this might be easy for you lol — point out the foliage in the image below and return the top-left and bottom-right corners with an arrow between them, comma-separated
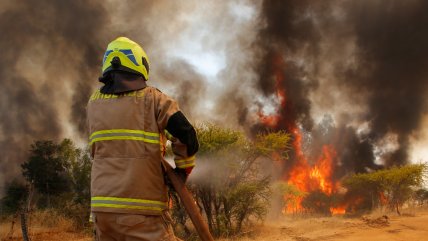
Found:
415,188 -> 428,205
1,180 -> 28,214
21,140 -> 71,196
60,140 -> 92,205
343,164 -> 427,214
195,123 -> 244,155
301,190 -> 331,215
17,139 -> 92,227
171,124 -> 290,238
253,131 -> 291,159
225,178 -> 271,232
272,182 -> 306,214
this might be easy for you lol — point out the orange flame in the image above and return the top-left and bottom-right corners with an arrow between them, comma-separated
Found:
285,129 -> 341,213
257,112 -> 280,128
330,206 -> 346,215
258,53 -> 345,215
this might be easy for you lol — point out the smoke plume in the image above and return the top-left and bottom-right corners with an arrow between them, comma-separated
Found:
0,0 -> 108,192
253,0 -> 428,176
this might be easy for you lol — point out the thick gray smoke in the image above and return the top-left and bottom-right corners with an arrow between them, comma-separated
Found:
346,0 -> 428,166
254,0 -> 428,175
0,0 -> 109,192
0,0 -> 229,193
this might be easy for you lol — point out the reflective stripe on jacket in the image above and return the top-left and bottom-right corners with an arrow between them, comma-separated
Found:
87,86 -> 191,215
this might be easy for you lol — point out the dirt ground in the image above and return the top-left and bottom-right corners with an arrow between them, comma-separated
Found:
225,209 -> 428,241
1,209 -> 428,241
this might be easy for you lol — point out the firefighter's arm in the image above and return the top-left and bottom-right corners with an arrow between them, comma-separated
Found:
165,128 -> 197,175
155,90 -> 199,175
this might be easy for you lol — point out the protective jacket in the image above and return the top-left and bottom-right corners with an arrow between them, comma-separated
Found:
87,86 -> 198,216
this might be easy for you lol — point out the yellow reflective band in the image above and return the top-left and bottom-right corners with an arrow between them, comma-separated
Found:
92,196 -> 166,205
89,129 -> 160,145
91,203 -> 164,211
175,155 -> 196,164
175,155 -> 196,168
90,129 -> 159,139
91,196 -> 167,213
90,136 -> 160,145
177,163 -> 195,168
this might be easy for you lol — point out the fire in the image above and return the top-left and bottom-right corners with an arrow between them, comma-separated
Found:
257,112 -> 280,128
330,206 -> 346,215
286,128 -> 340,213
310,145 -> 336,195
257,53 -> 345,215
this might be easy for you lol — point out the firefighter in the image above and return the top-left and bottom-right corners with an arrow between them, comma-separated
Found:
87,37 -> 198,241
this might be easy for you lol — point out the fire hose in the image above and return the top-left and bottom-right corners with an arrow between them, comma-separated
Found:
162,160 -> 214,241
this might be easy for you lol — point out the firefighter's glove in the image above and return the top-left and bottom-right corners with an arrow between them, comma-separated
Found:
174,168 -> 188,183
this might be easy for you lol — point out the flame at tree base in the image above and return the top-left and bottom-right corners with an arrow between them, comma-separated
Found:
282,128 -> 346,215
330,207 -> 346,215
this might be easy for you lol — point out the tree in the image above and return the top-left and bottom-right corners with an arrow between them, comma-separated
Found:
415,188 -> 428,206
1,180 -> 28,214
383,164 -> 427,214
272,182 -> 306,214
21,140 -> 71,198
171,124 -> 291,238
59,139 -> 91,205
343,164 -> 427,214
301,190 -> 331,215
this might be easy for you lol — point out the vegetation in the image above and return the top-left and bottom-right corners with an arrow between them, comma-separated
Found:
272,182 -> 306,214
415,188 -> 428,206
170,124 -> 291,239
1,139 -> 91,229
343,164 -> 427,215
1,180 -> 28,214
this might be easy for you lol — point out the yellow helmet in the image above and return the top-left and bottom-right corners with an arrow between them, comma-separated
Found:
102,37 -> 150,81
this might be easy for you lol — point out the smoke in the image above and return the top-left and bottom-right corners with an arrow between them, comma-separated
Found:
253,0 -> 428,175
346,0 -> 428,166
0,0 -> 258,193
1,0 -> 428,194
0,0 -> 109,191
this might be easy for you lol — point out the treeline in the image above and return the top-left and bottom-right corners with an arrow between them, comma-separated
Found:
1,139 -> 91,228
342,164 -> 428,215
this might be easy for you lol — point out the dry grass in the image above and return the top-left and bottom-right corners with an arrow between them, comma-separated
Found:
0,209 -> 92,241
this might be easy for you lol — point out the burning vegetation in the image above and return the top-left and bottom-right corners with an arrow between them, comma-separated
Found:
251,0 -> 428,216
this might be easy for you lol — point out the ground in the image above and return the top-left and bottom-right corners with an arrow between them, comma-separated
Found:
222,208 -> 428,241
1,209 -> 428,241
